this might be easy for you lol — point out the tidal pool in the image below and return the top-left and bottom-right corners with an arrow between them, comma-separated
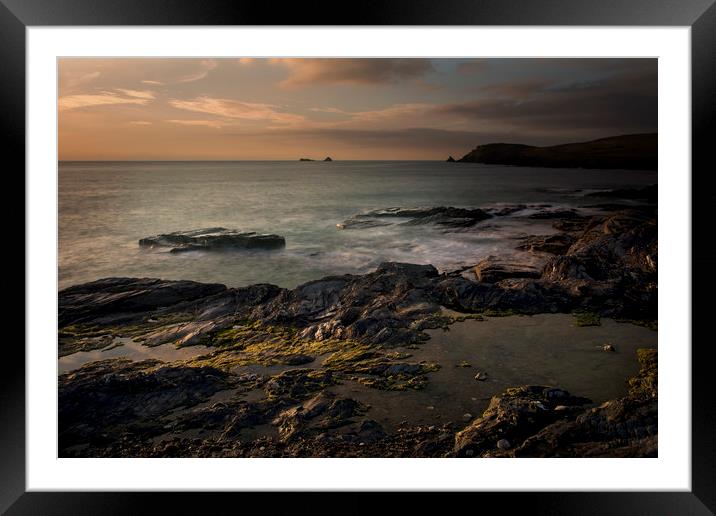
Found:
58,337 -> 213,375
58,314 -> 657,437
327,314 -> 657,432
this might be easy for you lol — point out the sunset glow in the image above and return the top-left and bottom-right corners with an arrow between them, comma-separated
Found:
58,58 -> 657,160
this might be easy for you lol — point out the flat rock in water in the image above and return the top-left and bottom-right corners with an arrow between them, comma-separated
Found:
139,227 -> 285,253
350,206 -> 492,230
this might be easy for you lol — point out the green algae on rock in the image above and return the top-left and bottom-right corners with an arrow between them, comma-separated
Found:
573,311 -> 601,327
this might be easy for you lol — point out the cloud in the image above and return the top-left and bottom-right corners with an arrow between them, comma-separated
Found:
306,103 -> 437,129
65,71 -> 101,88
333,103 -> 434,128
59,90 -> 153,111
307,107 -> 347,114
116,89 -> 156,100
434,66 -> 657,135
240,126 -> 530,152
168,96 -> 304,124
166,119 -> 223,129
270,58 -> 433,88
129,120 -> 152,125
178,59 -> 218,83
141,80 -> 164,86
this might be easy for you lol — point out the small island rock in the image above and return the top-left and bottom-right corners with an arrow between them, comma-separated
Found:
139,227 -> 286,253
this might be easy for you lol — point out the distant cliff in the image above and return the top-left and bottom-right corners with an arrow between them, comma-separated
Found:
457,133 -> 657,170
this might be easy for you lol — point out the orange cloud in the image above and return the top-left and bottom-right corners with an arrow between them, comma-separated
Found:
59,90 -> 153,111
166,119 -> 224,129
168,96 -> 304,124
115,89 -> 157,100
178,59 -> 217,83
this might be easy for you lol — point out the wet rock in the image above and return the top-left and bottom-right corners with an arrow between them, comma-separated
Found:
272,392 -> 365,441
139,227 -> 286,253
517,234 -> 575,255
496,438 -> 511,450
602,344 -> 615,352
280,353 -> 316,365
59,277 -> 228,327
357,419 -> 387,443
474,255 -> 545,283
454,385 -> 591,457
353,206 -> 492,229
264,369 -> 336,401
59,358 -> 231,453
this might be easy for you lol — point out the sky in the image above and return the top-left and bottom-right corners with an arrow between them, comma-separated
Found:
58,58 -> 657,160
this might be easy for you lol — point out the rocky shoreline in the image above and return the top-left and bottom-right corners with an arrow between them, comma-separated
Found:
58,189 -> 657,458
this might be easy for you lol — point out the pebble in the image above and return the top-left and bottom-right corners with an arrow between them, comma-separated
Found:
554,405 -> 569,411
496,439 -> 511,450
474,372 -> 487,381
426,405 -> 435,410
602,344 -> 616,352
462,413 -> 473,422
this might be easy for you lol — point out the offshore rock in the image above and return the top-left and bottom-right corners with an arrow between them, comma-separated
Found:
139,227 -> 286,253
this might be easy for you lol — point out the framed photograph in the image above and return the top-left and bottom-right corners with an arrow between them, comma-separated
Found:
7,0 -> 715,512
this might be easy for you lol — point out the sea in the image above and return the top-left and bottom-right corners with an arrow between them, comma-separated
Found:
59,160 -> 657,291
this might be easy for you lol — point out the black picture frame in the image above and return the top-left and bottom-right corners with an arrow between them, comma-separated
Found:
4,0 -> 715,512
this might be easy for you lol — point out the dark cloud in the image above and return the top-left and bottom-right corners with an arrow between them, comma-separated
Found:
274,58 -> 434,87
435,63 -> 657,137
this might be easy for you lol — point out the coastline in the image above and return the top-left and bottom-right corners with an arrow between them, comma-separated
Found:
58,194 -> 657,458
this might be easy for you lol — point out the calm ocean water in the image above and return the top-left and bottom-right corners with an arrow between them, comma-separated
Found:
58,161 -> 656,290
